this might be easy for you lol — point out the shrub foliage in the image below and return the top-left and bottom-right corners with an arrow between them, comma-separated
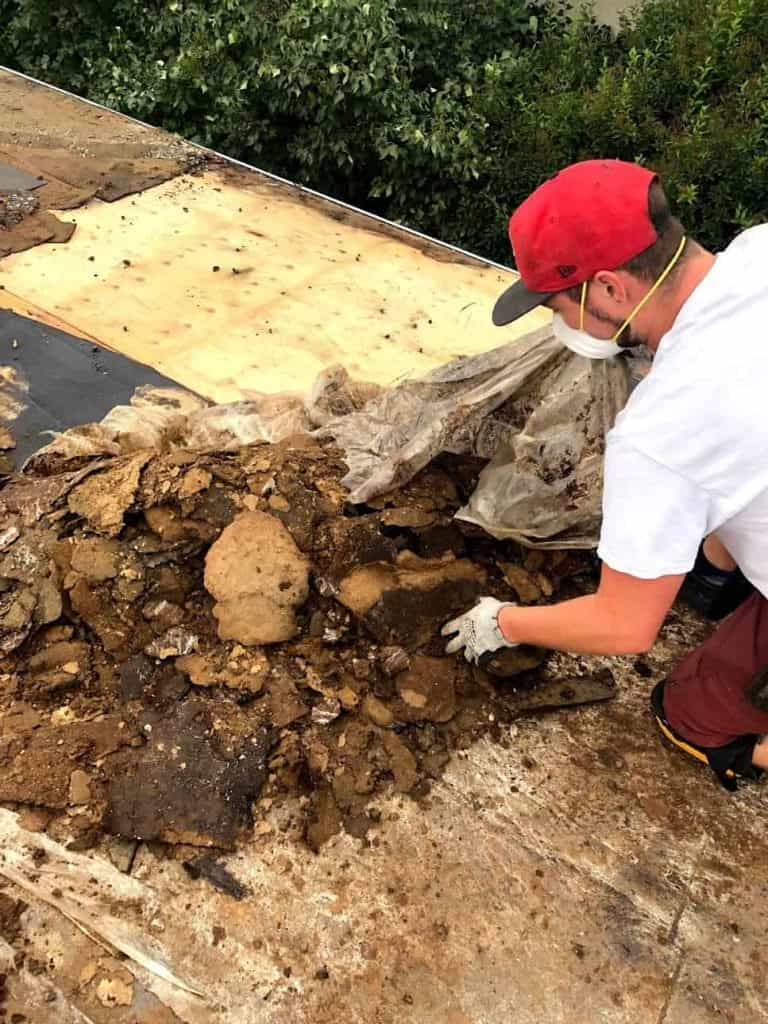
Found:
1,0 -> 767,264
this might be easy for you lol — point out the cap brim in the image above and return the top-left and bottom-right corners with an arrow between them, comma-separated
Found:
492,280 -> 553,326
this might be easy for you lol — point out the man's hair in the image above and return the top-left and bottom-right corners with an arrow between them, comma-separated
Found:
560,179 -> 688,301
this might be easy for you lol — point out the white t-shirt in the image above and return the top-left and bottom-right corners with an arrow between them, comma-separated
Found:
597,225 -> 768,597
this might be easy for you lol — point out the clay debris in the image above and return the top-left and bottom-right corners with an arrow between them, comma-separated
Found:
0,430 -> 599,852
205,510 -> 310,644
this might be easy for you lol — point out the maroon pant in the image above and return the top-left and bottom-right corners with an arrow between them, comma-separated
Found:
664,593 -> 768,748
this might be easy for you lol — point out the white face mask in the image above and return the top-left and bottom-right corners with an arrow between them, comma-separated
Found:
553,233 -> 689,361
552,312 -> 619,360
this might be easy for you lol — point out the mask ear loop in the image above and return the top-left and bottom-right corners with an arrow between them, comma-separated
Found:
579,280 -> 588,332
609,235 -> 688,343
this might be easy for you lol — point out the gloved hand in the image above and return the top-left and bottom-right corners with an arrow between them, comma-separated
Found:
441,596 -> 517,665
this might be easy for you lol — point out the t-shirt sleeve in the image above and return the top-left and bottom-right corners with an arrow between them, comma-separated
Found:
597,436 -> 710,579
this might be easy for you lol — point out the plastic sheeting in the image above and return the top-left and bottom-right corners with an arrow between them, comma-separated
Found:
15,326 -> 631,549
319,326 -> 630,548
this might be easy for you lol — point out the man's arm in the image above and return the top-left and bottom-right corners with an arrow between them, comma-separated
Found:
496,563 -> 685,655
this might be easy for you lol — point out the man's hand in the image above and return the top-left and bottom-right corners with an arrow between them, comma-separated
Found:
441,596 -> 517,664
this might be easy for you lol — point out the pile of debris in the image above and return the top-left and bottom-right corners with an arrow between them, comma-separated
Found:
0,424 -> 604,857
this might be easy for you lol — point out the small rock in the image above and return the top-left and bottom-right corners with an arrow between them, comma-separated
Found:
145,627 -> 198,660
175,652 -> 221,687
380,645 -> 410,676
363,694 -> 394,728
483,645 -> 547,678
67,452 -> 150,536
337,553 -> 484,648
267,494 -> 290,512
399,688 -> 427,709
309,611 -> 325,637
351,657 -> 369,681
379,507 -> 436,529
39,624 -> 74,643
497,562 -> 542,604
28,641 -> 90,678
536,572 -> 554,598
177,466 -> 212,498
70,536 -> 120,582
144,505 -> 210,543
422,750 -> 451,778
17,806 -> 53,831
96,977 -> 134,1008
523,549 -> 547,572
104,836 -> 138,873
0,526 -> 19,551
142,598 -> 185,628
269,677 -> 309,727
382,731 -> 419,793
68,769 -> 91,805
311,697 -> 341,725
338,686 -> 359,709
35,575 -> 63,625
114,577 -> 146,602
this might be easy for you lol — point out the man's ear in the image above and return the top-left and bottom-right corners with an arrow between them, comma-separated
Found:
593,270 -> 629,306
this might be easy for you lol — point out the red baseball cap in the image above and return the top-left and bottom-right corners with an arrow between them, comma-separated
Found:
493,160 -> 659,326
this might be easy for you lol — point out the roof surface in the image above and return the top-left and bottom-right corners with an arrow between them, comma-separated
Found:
0,66 -> 548,402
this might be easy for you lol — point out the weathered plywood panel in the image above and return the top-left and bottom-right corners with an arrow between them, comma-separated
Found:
1,165 -> 548,400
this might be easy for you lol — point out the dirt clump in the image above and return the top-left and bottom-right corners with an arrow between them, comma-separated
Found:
336,552 -> 484,648
204,510 -> 310,644
0,432 -> 600,853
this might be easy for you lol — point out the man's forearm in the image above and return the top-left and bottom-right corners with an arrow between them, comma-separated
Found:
497,594 -> 655,656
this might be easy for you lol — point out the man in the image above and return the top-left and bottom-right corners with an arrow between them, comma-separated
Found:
442,159 -> 768,789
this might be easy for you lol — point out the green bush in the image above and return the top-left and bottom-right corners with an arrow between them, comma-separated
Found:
1,0 -> 767,265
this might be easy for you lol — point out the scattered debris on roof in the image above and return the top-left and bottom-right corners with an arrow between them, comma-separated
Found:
0,409 -> 613,855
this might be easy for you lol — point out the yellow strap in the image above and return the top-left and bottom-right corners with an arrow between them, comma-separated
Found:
579,279 -> 588,333
610,234 -> 688,342
578,234 -> 688,341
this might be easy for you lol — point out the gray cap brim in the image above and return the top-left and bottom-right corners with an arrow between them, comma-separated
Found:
492,279 -> 553,326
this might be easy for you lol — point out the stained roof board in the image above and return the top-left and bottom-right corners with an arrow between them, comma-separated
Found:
0,66 -> 550,404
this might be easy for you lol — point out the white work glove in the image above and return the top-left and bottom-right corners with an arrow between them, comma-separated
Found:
441,596 -> 517,665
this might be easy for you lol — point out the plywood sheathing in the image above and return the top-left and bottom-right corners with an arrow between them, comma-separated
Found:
0,68 -> 201,257
0,147 -> 197,257
0,165 -> 550,398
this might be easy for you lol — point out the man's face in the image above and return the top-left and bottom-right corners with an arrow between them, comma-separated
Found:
547,279 -> 649,349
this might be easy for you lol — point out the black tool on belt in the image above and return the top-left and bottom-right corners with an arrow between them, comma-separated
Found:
678,542 -> 754,621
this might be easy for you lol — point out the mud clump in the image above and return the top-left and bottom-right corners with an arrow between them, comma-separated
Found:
204,510 -> 310,644
0,434 -> 596,852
